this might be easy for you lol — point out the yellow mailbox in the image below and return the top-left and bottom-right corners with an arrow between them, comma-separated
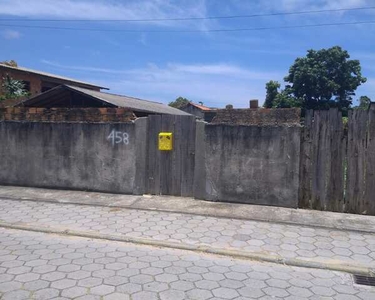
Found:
158,132 -> 173,151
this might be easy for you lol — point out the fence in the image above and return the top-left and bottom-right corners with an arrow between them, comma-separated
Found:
1,105 -> 375,215
299,105 -> 375,215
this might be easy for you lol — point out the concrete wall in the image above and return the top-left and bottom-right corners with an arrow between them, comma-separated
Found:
196,124 -> 301,208
0,121 -> 137,193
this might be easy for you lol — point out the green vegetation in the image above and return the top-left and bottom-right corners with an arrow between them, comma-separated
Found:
265,46 -> 367,112
169,96 -> 190,108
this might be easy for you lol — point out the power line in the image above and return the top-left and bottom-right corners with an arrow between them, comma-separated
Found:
0,6 -> 374,22
0,20 -> 374,33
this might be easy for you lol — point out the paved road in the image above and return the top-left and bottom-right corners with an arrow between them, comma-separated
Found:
1,228 -> 375,300
0,199 -> 374,269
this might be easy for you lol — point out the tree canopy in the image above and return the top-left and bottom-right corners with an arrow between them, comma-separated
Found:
355,96 -> 372,110
264,46 -> 367,112
263,80 -> 280,108
284,46 -> 366,111
169,96 -> 190,108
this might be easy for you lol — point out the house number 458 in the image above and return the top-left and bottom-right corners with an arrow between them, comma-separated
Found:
107,130 -> 129,146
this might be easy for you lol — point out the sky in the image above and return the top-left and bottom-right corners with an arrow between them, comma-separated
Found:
0,0 -> 374,108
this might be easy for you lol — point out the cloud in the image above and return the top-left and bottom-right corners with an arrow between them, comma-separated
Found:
41,60 -> 281,107
1,29 -> 21,39
0,0 -> 210,29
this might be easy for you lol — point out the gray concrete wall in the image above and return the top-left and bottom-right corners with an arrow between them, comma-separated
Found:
199,124 -> 301,208
0,121 -> 137,193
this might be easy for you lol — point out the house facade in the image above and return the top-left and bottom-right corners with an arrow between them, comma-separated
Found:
0,64 -> 107,99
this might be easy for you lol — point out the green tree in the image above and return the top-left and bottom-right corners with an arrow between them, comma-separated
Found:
273,89 -> 302,108
355,96 -> 372,110
169,96 -> 190,108
285,46 -> 366,111
1,75 -> 28,100
264,80 -> 280,108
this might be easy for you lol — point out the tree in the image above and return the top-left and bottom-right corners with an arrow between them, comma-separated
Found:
355,96 -> 371,110
264,80 -> 280,108
169,96 -> 190,108
225,104 -> 233,109
1,75 -> 28,100
0,60 -> 18,67
273,89 -> 302,108
284,46 -> 366,111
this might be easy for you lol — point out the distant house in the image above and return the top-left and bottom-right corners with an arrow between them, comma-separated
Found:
17,85 -> 190,117
0,64 -> 107,98
178,102 -> 217,122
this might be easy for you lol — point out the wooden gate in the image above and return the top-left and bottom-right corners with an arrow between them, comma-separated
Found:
145,115 -> 196,196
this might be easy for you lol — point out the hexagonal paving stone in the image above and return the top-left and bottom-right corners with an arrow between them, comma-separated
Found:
116,283 -> 142,294
90,284 -> 115,296
160,289 -> 186,300
212,287 -> 240,299
61,286 -> 87,298
51,278 -> 77,289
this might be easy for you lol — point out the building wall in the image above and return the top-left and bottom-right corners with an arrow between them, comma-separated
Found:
0,121 -> 137,193
179,105 -> 205,119
0,68 -> 101,100
0,69 -> 42,96
195,124 -> 301,208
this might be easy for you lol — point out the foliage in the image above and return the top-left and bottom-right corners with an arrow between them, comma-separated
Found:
0,60 -> 18,67
355,96 -> 371,110
272,89 -> 302,108
225,104 -> 233,109
264,80 -> 280,108
169,96 -> 190,108
284,46 -> 366,111
1,75 -> 28,100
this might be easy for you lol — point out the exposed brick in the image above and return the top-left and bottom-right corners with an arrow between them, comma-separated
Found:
211,108 -> 301,126
0,107 -> 136,123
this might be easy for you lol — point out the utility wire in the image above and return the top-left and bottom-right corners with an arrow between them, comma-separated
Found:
0,20 -> 374,33
0,6 -> 374,22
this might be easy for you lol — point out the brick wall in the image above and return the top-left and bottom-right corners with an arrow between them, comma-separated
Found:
211,108 -> 301,126
0,107 -> 136,123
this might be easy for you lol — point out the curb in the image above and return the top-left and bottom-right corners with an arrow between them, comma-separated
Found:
1,221 -> 374,277
2,195 -> 375,235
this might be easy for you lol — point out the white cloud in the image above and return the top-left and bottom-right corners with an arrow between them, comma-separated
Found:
40,60 -> 281,107
0,0 -> 210,29
1,29 -> 21,39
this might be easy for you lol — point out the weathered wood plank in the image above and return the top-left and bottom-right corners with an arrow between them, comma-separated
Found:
160,115 -> 174,195
327,108 -> 344,212
346,109 -> 367,214
365,104 -> 375,215
171,115 -> 182,196
181,116 -> 196,197
147,114 -> 161,195
299,109 -> 345,212
133,117 -> 148,195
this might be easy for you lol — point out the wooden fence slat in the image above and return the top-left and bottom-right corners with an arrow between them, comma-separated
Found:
147,115 -> 161,195
160,115 -> 174,195
181,116 -> 196,197
346,109 -> 367,213
299,108 -> 345,212
171,116 -> 182,196
327,108 -> 344,212
365,104 -> 375,215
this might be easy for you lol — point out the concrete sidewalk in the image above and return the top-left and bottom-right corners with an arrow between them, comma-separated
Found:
1,186 -> 375,276
0,185 -> 375,234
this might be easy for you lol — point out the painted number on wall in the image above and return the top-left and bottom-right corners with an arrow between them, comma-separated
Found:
107,130 -> 129,146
